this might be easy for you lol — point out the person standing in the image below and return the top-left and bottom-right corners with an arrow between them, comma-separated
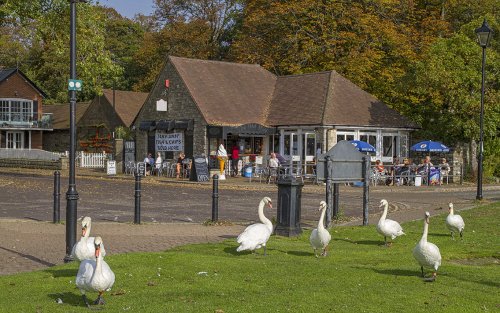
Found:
154,152 -> 162,175
176,152 -> 186,179
267,152 -> 280,183
231,145 -> 239,177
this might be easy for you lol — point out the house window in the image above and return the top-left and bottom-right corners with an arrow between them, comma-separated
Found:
336,130 -> 355,142
383,135 -> 395,157
6,131 -> 24,149
0,99 -> 32,122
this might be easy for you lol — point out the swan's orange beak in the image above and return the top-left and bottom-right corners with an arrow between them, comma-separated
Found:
268,202 -> 273,209
95,246 -> 100,258
81,227 -> 87,237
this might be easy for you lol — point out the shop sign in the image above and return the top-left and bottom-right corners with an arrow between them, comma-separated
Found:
155,132 -> 183,151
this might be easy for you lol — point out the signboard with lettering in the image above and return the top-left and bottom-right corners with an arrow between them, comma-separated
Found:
190,156 -> 210,182
155,132 -> 183,151
107,160 -> 116,175
136,162 -> 146,176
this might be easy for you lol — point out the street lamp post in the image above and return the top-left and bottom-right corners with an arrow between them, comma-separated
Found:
474,19 -> 493,201
64,0 -> 85,262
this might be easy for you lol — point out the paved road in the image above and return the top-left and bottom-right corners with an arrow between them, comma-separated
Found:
1,171 -> 498,225
0,169 -> 498,275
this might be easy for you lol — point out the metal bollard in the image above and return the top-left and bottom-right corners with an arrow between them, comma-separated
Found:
134,172 -> 141,224
53,171 -> 61,223
325,156 -> 333,227
212,174 -> 219,222
362,156 -> 370,226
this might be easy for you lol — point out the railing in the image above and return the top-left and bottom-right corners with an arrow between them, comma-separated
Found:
370,164 -> 463,186
0,148 -> 60,161
0,113 -> 53,129
78,151 -> 107,168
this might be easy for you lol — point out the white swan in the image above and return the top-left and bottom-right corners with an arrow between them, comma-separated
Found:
445,203 -> 465,239
72,217 -> 106,261
76,236 -> 115,306
236,197 -> 273,255
413,212 -> 442,281
309,201 -> 332,257
376,199 -> 405,246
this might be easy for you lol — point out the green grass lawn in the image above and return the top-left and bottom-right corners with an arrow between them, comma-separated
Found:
1,203 -> 498,313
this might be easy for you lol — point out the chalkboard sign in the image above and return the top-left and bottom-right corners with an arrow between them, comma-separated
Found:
190,156 -> 210,182
107,160 -> 116,175
136,162 -> 146,176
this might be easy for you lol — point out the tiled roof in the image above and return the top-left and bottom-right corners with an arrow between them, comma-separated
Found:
267,70 -> 418,128
169,56 -> 277,126
0,68 -> 16,82
43,102 -> 92,129
102,89 -> 148,127
0,68 -> 48,98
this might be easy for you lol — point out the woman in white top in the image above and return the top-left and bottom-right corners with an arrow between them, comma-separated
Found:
154,152 -> 162,175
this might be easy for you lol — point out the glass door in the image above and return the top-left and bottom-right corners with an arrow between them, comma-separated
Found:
7,131 -> 24,149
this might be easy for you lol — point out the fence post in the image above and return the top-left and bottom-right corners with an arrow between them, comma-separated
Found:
212,174 -> 219,222
333,183 -> 339,220
134,172 -> 141,224
53,171 -> 60,223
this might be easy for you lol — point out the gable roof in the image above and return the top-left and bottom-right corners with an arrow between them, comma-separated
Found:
0,68 -> 48,98
102,89 -> 148,127
169,56 -> 277,126
43,102 -> 92,130
267,71 -> 418,129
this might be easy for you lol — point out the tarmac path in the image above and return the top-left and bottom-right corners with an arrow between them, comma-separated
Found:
0,169 -> 498,275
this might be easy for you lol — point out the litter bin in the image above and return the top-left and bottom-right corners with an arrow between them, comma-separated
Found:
275,176 -> 303,237
243,166 -> 252,178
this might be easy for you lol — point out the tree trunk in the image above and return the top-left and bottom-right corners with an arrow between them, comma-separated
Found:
470,140 -> 478,180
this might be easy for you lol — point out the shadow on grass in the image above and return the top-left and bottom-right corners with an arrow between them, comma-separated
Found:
48,292 -> 83,307
428,232 -> 451,237
333,238 -> 383,246
44,268 -> 77,278
370,268 -> 418,277
282,250 -> 313,257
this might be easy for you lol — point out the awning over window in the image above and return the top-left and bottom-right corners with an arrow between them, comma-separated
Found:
139,120 -> 156,131
156,120 -> 174,131
223,123 -> 276,136
139,119 -> 193,131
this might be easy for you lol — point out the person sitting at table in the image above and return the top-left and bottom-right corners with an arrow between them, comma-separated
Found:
176,152 -> 186,179
267,152 -> 280,183
375,160 -> 385,174
417,156 -> 433,175
439,158 -> 450,183
143,153 -> 154,176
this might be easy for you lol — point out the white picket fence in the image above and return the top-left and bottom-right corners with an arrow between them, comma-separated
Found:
78,151 -> 107,168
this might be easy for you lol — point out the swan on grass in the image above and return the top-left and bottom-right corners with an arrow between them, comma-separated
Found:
76,236 -> 115,307
309,201 -> 332,257
236,197 -> 273,255
376,199 -> 405,246
445,203 -> 465,239
413,212 -> 442,281
72,217 -> 106,261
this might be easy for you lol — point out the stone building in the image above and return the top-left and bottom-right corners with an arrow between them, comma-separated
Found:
133,56 -> 419,170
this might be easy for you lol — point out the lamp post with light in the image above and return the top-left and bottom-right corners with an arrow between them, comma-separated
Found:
474,19 -> 493,201
64,0 -> 86,262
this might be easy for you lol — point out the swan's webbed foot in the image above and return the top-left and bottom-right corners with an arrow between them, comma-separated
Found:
93,293 -> 105,305
82,294 -> 90,308
424,272 -> 437,282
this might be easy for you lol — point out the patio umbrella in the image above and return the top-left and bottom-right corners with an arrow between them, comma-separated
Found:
349,140 -> 376,152
410,140 -> 450,152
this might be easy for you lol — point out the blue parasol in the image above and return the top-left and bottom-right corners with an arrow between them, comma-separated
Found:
410,140 -> 450,152
349,140 -> 376,152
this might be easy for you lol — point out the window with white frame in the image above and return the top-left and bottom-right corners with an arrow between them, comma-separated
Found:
0,99 -> 32,122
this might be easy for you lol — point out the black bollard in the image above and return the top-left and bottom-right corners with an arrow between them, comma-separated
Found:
53,171 -> 61,223
134,172 -> 141,224
325,155 -> 333,227
212,174 -> 219,222
333,183 -> 339,220
362,156 -> 370,226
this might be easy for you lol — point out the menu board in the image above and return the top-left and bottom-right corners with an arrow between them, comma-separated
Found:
190,156 -> 210,182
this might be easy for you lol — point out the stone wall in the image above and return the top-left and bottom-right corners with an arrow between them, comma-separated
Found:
134,61 -> 208,160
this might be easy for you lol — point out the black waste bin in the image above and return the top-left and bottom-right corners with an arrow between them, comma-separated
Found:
275,176 -> 303,237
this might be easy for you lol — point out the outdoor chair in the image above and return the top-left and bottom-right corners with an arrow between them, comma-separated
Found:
124,161 -> 135,175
